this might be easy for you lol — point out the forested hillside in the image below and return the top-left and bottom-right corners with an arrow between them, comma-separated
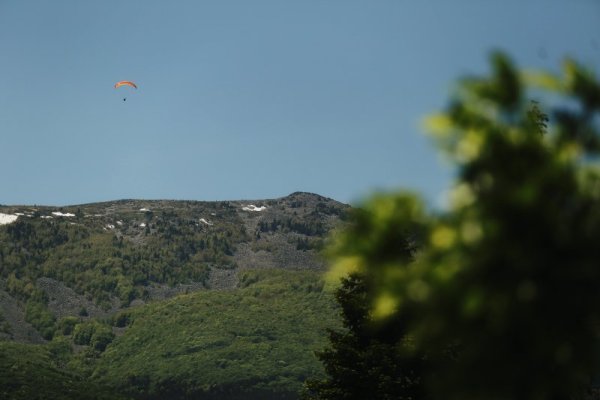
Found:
0,192 -> 348,341
93,270 -> 339,399
0,192 -> 348,399
0,270 -> 339,400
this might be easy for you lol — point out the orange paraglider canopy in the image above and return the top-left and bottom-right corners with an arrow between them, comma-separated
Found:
114,81 -> 138,89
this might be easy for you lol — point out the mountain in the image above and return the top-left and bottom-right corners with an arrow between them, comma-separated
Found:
0,192 -> 350,399
0,191 -> 349,340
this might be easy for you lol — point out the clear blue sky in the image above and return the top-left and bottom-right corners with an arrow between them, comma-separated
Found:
1,1 -> 598,206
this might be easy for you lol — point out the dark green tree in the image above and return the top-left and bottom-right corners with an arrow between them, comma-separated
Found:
304,199 -> 428,400
304,273 -> 427,400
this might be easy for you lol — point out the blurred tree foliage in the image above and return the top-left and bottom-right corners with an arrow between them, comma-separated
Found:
316,52 -> 600,400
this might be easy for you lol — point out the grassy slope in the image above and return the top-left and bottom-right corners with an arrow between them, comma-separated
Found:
91,269 -> 340,399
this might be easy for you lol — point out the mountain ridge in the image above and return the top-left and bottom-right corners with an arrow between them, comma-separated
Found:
0,191 -> 341,209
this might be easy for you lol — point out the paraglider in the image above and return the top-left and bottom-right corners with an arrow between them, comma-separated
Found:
114,81 -> 137,101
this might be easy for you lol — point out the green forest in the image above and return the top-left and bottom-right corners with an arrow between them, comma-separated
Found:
1,201 -> 247,308
1,269 -> 339,400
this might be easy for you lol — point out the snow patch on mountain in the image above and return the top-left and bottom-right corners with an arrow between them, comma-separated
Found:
242,205 -> 266,212
0,213 -> 18,225
52,212 -> 76,217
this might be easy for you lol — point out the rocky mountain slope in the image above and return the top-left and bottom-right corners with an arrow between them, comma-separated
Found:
0,192 -> 349,342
